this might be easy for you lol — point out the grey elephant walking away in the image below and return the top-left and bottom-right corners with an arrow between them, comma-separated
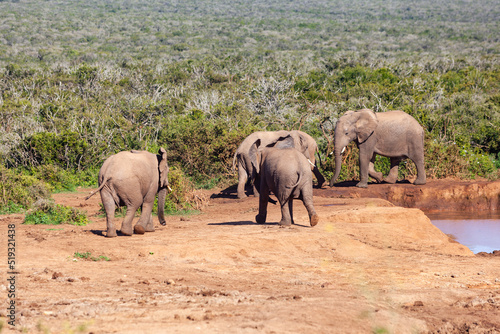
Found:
233,130 -> 289,199
330,109 -> 426,188
249,136 -> 319,227
233,130 -> 325,199
85,148 -> 170,237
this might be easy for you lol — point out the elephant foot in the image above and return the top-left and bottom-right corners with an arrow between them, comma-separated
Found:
383,176 -> 397,184
279,219 -> 292,226
356,181 -> 368,188
371,172 -> 384,183
309,214 -> 319,227
134,225 -> 145,235
120,228 -> 133,236
256,214 -> 266,224
414,178 -> 426,185
106,229 -> 117,238
237,194 -> 248,199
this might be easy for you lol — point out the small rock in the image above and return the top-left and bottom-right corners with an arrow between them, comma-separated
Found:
52,272 -> 63,279
414,301 -> 424,307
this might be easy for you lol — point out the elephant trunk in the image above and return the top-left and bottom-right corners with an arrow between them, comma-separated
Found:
329,135 -> 346,187
157,187 -> 167,226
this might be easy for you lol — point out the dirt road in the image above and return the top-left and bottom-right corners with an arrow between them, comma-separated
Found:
1,180 -> 500,333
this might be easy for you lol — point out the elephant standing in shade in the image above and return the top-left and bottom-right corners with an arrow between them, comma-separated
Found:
249,136 -> 319,227
233,130 -> 325,199
86,148 -> 170,237
330,109 -> 426,188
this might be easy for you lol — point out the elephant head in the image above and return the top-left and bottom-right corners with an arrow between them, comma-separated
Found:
250,135 -> 296,174
330,109 -> 378,186
156,147 -> 169,226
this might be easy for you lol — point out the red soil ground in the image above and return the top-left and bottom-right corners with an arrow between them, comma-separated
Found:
1,179 -> 499,333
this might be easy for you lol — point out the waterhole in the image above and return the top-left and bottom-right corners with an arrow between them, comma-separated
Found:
427,212 -> 500,254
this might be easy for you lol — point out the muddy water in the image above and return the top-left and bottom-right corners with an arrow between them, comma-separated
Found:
426,212 -> 500,254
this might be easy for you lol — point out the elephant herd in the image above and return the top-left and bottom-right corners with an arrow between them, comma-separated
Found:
86,108 -> 426,237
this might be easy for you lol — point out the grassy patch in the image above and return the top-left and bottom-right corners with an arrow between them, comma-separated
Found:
73,251 -> 110,261
24,200 -> 88,226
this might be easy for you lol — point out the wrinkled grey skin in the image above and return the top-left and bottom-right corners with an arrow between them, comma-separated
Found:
233,130 -> 325,199
289,130 -> 326,188
330,109 -> 426,188
250,136 -> 319,227
86,148 -> 169,237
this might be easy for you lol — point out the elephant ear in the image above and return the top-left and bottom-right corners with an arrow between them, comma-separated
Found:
289,130 -> 311,160
249,139 -> 261,174
355,109 -> 378,143
274,135 -> 295,150
297,132 -> 311,160
158,147 -> 169,188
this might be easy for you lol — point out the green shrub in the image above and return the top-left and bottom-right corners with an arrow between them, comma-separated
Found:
22,131 -> 88,169
24,200 -> 88,226
0,165 -> 51,212
30,165 -> 98,192
162,167 -> 198,214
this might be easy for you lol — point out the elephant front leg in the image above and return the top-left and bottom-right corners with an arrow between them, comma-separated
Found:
357,150 -> 371,188
237,162 -> 248,199
384,157 -> 402,184
368,154 -> 383,183
312,165 -> 326,188
255,183 -> 269,224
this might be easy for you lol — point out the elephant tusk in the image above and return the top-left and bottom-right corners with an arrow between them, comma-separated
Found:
168,185 -> 173,192
307,159 -> 316,168
341,147 -> 346,154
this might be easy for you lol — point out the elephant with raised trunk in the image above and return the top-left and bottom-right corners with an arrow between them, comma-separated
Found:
330,109 -> 426,188
249,136 -> 319,227
233,130 -> 325,199
86,148 -> 170,237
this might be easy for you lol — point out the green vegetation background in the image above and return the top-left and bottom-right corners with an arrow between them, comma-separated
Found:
0,0 -> 499,214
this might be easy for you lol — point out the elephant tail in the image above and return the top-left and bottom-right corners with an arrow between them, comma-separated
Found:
285,172 -> 302,190
84,177 -> 110,200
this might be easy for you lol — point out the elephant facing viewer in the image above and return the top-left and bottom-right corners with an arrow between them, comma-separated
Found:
330,109 -> 426,188
86,148 -> 170,237
250,136 -> 319,227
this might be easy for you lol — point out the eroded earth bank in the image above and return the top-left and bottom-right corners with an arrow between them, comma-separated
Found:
1,180 -> 500,333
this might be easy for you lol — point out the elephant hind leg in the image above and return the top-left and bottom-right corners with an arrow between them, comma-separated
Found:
101,191 -> 117,237
135,202 -> 155,234
279,198 -> 292,226
301,193 -> 318,227
413,158 -> 426,185
384,157 -> 402,184
120,204 -> 140,236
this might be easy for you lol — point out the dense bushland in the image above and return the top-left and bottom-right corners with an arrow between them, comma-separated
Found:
0,0 -> 499,212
